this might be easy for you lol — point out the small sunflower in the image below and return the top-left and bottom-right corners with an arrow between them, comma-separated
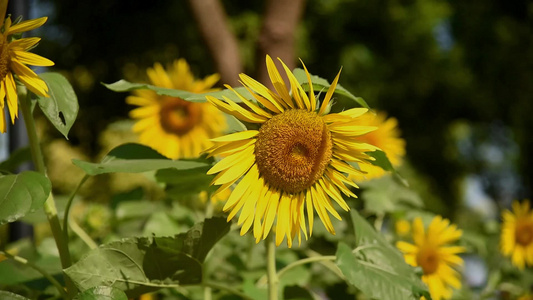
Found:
205,55 -> 378,247
501,200 -> 533,270
396,216 -> 465,300
0,2 -> 54,133
350,110 -> 406,181
126,59 -> 227,159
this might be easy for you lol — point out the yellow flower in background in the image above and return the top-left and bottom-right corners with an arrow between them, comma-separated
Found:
397,216 -> 465,300
199,188 -> 231,205
395,219 -> 411,236
0,1 -> 54,133
501,200 -> 533,270
518,294 -> 533,300
350,110 -> 406,181
206,55 -> 378,247
126,59 -> 227,159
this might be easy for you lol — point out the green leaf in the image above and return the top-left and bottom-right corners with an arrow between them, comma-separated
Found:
335,210 -> 431,300
359,175 -> 423,215
184,86 -> 252,103
367,150 -> 394,172
34,72 -> 79,139
293,68 -> 369,108
74,286 -> 128,300
72,143 -> 209,175
0,146 -> 31,173
0,171 -> 51,225
64,217 -> 231,298
156,166 -> 214,196
0,238 -> 63,286
102,80 -> 196,100
0,291 -> 32,300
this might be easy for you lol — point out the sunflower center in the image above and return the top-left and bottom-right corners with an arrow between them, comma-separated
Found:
416,247 -> 439,275
255,109 -> 332,194
159,97 -> 202,135
0,36 -> 9,80
515,221 -> 533,246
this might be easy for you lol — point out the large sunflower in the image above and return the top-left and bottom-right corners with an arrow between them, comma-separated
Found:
0,3 -> 54,133
396,216 -> 465,300
350,110 -> 406,181
206,55 -> 378,247
126,59 -> 227,159
501,200 -> 533,270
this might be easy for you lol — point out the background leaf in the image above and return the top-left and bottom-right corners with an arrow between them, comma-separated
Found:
293,68 -> 369,108
74,286 -> 128,300
64,217 -> 231,298
359,175 -> 424,215
0,147 -> 31,173
367,150 -> 394,172
102,80 -> 195,99
72,143 -> 209,175
184,87 -> 252,103
335,210 -> 431,300
0,171 -> 51,225
34,72 -> 79,139
155,166 -> 214,197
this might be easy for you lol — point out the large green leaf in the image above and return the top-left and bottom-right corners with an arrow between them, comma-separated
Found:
102,80 -> 196,100
64,217 -> 231,298
72,143 -> 209,175
0,171 -> 51,225
335,210 -> 430,300
34,72 -> 79,139
74,286 -> 128,300
293,68 -> 369,108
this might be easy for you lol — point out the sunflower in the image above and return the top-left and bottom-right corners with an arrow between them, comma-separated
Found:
396,216 -> 465,300
0,2 -> 54,133
501,200 -> 533,270
205,55 -> 378,247
350,110 -> 406,181
126,59 -> 227,159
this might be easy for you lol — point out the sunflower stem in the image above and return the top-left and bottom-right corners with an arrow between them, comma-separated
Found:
19,90 -> 78,298
265,234 -> 279,300
62,174 -> 89,243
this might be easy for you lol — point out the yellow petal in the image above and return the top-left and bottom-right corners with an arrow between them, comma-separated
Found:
318,68 -> 342,115
12,51 -> 54,67
7,17 -> 47,35
4,73 -> 18,123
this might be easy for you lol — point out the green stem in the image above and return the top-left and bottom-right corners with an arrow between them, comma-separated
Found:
1,251 -> 67,299
203,286 -> 212,300
205,191 -> 214,219
62,175 -> 89,242
265,234 -> 278,300
19,91 -> 77,298
305,249 -> 345,280
69,217 -> 98,250
203,281 -> 253,300
277,255 -> 336,279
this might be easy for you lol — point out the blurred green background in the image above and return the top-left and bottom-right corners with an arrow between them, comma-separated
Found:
29,0 -> 532,216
